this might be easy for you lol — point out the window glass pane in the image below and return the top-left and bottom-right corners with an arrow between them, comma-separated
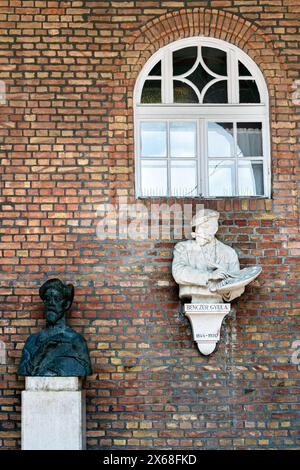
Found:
238,60 -> 251,76
141,160 -> 167,196
239,79 -> 260,103
203,80 -> 228,103
149,61 -> 161,76
208,122 -> 234,158
141,80 -> 161,103
173,47 -> 197,75
141,122 -> 166,157
237,122 -> 263,157
170,122 -> 197,158
173,80 -> 198,103
171,160 -> 197,196
209,160 -> 235,196
238,161 -> 264,196
187,62 -> 214,94
202,46 -> 227,76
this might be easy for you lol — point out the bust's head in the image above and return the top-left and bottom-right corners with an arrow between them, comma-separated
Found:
39,279 -> 74,327
191,209 -> 219,246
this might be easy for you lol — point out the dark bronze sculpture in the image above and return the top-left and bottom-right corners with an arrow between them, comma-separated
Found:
18,279 -> 92,376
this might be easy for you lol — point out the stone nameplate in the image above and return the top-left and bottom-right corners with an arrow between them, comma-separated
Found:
184,303 -> 231,355
185,303 -> 231,313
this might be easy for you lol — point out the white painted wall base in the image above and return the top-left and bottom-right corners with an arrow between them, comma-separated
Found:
22,377 -> 86,450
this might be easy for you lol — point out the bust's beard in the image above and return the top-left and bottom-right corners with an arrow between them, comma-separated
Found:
196,234 -> 214,246
46,310 -> 64,326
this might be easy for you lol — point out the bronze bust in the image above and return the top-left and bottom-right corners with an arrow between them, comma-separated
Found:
18,279 -> 92,377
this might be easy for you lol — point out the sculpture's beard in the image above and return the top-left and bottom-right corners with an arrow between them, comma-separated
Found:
196,233 -> 214,246
46,309 -> 63,326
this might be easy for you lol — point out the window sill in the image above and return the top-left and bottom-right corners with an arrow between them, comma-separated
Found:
135,195 -> 272,200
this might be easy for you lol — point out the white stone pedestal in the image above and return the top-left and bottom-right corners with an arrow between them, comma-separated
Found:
22,377 -> 86,450
184,303 -> 231,355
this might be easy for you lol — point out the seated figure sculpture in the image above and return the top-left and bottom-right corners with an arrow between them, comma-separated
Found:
172,209 -> 260,303
18,279 -> 92,376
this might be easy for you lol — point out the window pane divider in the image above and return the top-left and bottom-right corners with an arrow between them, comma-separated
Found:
167,121 -> 170,196
234,122 -> 238,196
200,118 -> 207,197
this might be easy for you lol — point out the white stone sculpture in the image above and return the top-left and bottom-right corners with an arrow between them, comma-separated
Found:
172,209 -> 261,355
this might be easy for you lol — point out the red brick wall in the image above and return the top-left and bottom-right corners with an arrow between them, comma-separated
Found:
0,1 -> 299,449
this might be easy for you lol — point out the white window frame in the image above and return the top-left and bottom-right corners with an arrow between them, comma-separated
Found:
134,37 -> 271,198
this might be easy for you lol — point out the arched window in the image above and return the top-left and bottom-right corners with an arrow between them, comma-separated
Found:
134,37 -> 270,198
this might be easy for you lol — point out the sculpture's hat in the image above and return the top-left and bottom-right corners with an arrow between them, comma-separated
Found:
191,209 -> 219,227
39,278 -> 74,304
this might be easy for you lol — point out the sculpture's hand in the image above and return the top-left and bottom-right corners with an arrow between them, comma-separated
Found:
208,268 -> 233,281
208,280 -> 220,292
